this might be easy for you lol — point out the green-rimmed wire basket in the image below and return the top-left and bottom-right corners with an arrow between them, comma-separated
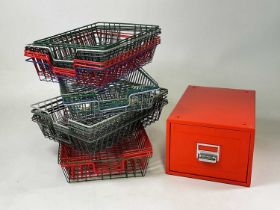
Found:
31,88 -> 168,153
58,68 -> 161,119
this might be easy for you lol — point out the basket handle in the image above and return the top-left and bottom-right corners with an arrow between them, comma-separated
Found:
25,57 -> 52,67
24,50 -> 51,62
122,150 -> 152,159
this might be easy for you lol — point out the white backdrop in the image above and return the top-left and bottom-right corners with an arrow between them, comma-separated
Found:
0,0 -> 280,209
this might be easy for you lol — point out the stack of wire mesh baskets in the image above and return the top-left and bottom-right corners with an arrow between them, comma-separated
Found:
25,22 -> 167,183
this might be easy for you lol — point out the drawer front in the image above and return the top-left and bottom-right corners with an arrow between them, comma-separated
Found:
169,124 -> 251,182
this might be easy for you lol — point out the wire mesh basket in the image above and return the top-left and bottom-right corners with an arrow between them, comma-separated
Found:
59,68 -> 160,118
58,127 -> 152,182
24,22 -> 161,86
31,88 -> 168,153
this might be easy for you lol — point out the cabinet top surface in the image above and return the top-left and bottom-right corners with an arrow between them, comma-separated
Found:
168,85 -> 255,130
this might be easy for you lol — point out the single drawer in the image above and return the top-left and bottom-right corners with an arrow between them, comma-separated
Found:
169,123 -> 251,183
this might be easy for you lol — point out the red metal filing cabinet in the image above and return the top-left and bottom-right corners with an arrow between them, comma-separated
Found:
166,85 -> 255,186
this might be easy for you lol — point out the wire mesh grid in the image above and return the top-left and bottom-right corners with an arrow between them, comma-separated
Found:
58,127 -> 152,182
24,22 -> 161,85
31,88 -> 168,153
58,68 -> 160,118
24,37 -> 159,86
27,22 -> 160,62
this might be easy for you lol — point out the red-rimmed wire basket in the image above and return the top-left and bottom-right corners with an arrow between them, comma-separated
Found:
24,22 -> 161,86
58,127 -> 152,182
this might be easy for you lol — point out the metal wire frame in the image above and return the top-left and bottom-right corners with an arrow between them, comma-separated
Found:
24,37 -> 159,86
58,127 -> 152,183
31,89 -> 168,153
26,22 -> 161,63
58,68 -> 160,118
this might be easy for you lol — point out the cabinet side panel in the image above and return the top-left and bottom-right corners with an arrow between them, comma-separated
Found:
166,120 -> 171,174
246,130 -> 255,186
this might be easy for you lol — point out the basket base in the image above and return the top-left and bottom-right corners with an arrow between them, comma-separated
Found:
61,158 -> 150,183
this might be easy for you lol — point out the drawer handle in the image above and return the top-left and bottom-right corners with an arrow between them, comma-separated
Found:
196,143 -> 220,163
